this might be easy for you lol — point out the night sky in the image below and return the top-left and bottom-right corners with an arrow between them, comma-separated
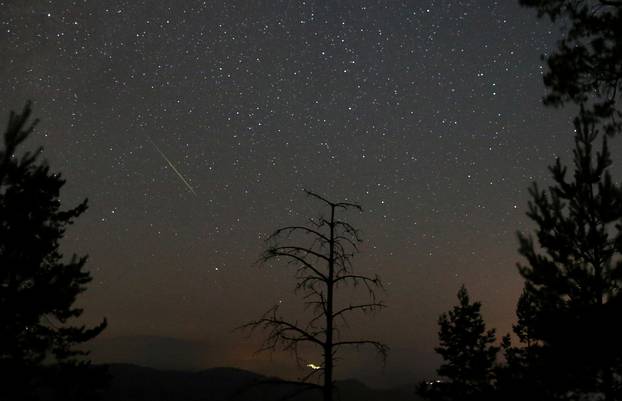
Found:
1,0 -> 611,388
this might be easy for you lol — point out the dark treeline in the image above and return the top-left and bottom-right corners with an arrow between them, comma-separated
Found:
418,1 -> 622,400
418,108 -> 622,401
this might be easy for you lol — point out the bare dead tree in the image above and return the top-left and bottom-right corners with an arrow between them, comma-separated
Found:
242,190 -> 388,401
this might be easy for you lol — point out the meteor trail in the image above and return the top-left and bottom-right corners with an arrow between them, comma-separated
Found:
147,136 -> 197,196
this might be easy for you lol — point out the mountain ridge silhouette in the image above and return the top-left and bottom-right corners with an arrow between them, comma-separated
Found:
100,363 -> 421,401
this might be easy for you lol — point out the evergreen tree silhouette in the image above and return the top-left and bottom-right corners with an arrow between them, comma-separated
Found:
0,102 -> 107,401
242,190 -> 387,401
417,285 -> 498,401
496,291 -> 546,401
504,108 -> 622,400
520,0 -> 622,135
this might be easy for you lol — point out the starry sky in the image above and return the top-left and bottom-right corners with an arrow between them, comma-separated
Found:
1,0 -> 611,388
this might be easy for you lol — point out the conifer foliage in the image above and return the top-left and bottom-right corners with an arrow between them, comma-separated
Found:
418,286 -> 498,401
519,0 -> 622,135
0,102 -> 106,400
508,109 -> 622,400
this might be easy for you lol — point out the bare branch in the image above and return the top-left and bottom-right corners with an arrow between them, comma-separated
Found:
332,302 -> 386,319
333,340 -> 389,361
334,201 -> 363,211
333,220 -> 361,238
271,246 -> 331,262
334,273 -> 383,287
264,249 -> 327,281
295,275 -> 325,292
239,306 -> 325,350
304,189 -> 362,211
269,225 -> 331,243
334,235 -> 361,250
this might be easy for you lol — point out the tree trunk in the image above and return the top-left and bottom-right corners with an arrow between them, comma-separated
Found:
323,205 -> 336,401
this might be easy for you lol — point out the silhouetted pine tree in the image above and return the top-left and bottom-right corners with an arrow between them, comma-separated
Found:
496,291 -> 545,401
519,0 -> 622,135
0,102 -> 107,401
417,285 -> 498,401
504,108 -> 622,400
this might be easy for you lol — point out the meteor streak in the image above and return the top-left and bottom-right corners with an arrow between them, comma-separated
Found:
147,136 -> 197,196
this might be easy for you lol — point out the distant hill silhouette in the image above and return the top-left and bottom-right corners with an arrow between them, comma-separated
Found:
88,336 -> 216,371
101,364 -> 420,401
87,335 -> 298,376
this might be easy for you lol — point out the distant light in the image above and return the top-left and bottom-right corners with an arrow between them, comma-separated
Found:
307,363 -> 321,370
